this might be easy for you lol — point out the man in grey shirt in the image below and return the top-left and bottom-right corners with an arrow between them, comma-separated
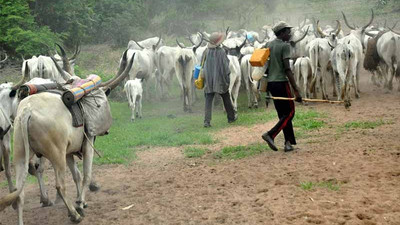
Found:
202,32 -> 237,127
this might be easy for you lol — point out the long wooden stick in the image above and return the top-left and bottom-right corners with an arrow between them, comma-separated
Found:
266,96 -> 344,104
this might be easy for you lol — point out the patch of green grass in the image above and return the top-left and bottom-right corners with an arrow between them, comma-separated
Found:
300,180 -> 341,191
294,108 -> 326,131
213,143 -> 269,160
343,119 -> 387,130
183,147 -> 208,158
94,95 -> 278,165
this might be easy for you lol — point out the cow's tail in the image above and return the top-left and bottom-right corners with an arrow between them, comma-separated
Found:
0,108 -> 31,211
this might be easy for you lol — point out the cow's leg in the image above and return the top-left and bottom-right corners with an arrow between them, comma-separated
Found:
331,70 -> 337,97
52,157 -> 83,223
232,79 -> 241,112
35,157 -> 53,207
66,155 -> 82,204
14,152 -> 28,225
0,149 -> 3,172
1,140 -> 14,193
76,137 -> 94,211
137,95 -> 143,118
310,73 -> 318,99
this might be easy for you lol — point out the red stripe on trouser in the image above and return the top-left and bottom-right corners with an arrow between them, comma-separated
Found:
271,83 -> 295,138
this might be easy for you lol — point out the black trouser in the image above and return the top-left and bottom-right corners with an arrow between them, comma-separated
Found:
204,91 -> 235,124
266,81 -> 296,145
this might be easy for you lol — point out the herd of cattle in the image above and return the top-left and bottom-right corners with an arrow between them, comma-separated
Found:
0,9 -> 399,224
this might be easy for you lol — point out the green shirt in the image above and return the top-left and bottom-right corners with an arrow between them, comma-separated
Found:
265,39 -> 291,82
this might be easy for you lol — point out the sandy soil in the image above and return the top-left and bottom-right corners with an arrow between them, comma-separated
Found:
1,69 -> 400,225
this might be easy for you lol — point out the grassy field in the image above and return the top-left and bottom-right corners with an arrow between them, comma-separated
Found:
93,89 -> 326,165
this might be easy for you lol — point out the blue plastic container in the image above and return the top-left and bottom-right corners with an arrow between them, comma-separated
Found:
247,34 -> 254,42
193,65 -> 201,79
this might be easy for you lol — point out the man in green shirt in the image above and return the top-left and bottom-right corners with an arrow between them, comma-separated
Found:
262,21 -> 302,152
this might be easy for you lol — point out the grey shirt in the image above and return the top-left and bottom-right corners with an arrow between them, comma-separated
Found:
203,47 -> 231,94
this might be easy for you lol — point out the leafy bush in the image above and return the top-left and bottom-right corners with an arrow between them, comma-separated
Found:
0,0 -> 60,57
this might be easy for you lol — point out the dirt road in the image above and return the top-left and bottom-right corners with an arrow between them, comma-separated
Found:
1,70 -> 400,225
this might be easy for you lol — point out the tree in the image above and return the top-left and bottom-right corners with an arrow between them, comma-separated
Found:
0,0 -> 60,57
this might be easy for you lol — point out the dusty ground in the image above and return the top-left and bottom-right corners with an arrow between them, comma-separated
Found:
1,70 -> 400,225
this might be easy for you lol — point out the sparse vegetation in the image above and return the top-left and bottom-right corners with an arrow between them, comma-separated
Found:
300,180 -> 341,191
183,147 -> 208,158
213,143 -> 269,160
343,119 -> 388,130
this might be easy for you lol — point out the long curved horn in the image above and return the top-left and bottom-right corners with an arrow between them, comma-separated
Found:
388,27 -> 400,35
293,27 -> 309,44
362,9 -> 374,31
238,34 -> 247,49
104,53 -> 135,91
188,35 -> 196,45
341,11 -> 356,30
316,20 -> 326,38
225,27 -> 230,38
50,54 -> 72,82
0,52 -> 7,64
335,20 -> 342,36
391,21 -> 398,30
11,61 -> 30,90
98,49 -> 129,88
154,35 -> 162,48
133,40 -> 145,49
176,39 -> 186,48
192,33 -> 203,53
69,42 -> 81,61
55,43 -> 73,75
328,41 -> 335,49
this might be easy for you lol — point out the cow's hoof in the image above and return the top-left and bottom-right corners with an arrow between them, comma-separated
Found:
41,199 -> 53,207
89,182 -> 100,192
70,214 -> 83,223
76,207 -> 85,217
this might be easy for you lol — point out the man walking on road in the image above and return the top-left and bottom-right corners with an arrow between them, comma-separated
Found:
202,32 -> 237,128
262,21 -> 302,152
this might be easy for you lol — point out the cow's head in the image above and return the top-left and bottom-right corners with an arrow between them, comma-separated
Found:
316,20 -> 341,48
176,34 -> 203,54
342,9 -> 374,49
52,43 -> 80,76
222,35 -> 247,59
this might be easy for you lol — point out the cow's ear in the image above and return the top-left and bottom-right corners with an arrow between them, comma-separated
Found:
9,90 -> 16,98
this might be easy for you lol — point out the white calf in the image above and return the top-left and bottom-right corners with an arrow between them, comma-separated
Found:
124,79 -> 143,122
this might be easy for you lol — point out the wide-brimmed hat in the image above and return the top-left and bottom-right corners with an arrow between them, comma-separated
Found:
209,32 -> 225,46
272,21 -> 292,33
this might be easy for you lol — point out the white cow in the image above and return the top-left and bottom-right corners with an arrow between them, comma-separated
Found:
308,38 -> 333,99
155,46 -> 180,99
227,55 -> 241,112
175,39 -> 202,112
0,51 -> 135,224
123,38 -> 161,98
376,31 -> 400,91
331,35 -> 363,106
240,54 -> 259,108
124,78 -> 143,122
0,81 -> 20,194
